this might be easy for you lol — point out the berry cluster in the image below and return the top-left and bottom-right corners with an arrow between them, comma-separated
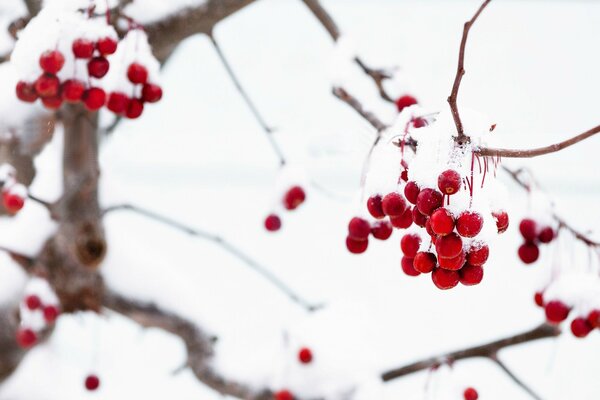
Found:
264,185 -> 306,232
345,215 -> 392,254
535,292 -> 599,338
16,293 -> 60,349
517,218 -> 555,264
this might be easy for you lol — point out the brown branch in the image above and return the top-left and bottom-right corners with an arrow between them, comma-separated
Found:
490,355 -> 543,400
102,203 -> 323,312
22,0 -> 42,16
381,323 -> 560,382
447,0 -> 492,142
478,124 -> 600,158
332,87 -> 387,132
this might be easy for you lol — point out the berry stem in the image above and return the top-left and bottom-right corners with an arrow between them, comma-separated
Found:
490,355 -> 543,400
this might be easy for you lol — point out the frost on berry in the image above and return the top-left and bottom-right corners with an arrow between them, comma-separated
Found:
371,220 -> 393,240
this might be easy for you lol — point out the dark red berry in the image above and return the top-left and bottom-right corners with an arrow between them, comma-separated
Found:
456,211 -> 483,238
437,170 -> 461,195
400,169 -> 408,182
413,252 -> 436,274
545,300 -> 570,324
39,50 -> 64,74
85,374 -> 100,391
35,73 -> 60,97
395,94 -> 417,112
404,181 -> 420,204
570,317 -> 593,338
348,217 -> 370,241
72,38 -> 95,58
61,79 -> 85,102
25,295 -> 41,310
275,390 -> 294,400
400,233 -> 421,257
298,347 -> 313,364
519,219 -> 537,241
16,328 -> 37,348
432,268 -> 459,290
382,192 -> 406,217
401,256 -> 420,276
82,87 -> 106,111
429,208 -> 455,236
587,309 -> 600,328
3,191 -> 25,213
518,242 -> 539,264
371,220 -> 393,240
390,208 -> 413,229
142,83 -> 162,103
435,233 -> 463,259
87,56 -> 110,78
283,186 -> 306,210
416,188 -> 443,216
463,387 -> 479,400
412,117 -> 427,128
127,62 -> 148,84
493,210 -> 509,233
96,37 -> 118,55
466,243 -> 489,267
538,227 -> 555,243
43,305 -> 60,323
459,264 -> 483,286
425,219 -> 436,237
107,92 -> 128,114
126,98 -> 144,119
15,81 -> 38,102
534,291 -> 544,307
367,195 -> 385,219
438,251 -> 465,271
412,206 -> 427,227
264,214 -> 281,232
346,236 -> 368,254
41,95 -> 62,110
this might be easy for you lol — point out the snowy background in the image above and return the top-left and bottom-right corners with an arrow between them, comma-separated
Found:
0,0 -> 600,399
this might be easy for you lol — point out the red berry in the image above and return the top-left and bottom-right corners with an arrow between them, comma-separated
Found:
518,242 -> 539,264
395,94 -> 417,112
264,214 -> 281,232
15,81 -> 38,102
34,73 -> 60,97
61,79 -> 85,102
413,252 -> 436,274
283,186 -> 306,210
82,87 -> 106,111
39,50 -> 64,74
493,210 -> 509,233
127,62 -> 148,84
25,295 -> 41,310
425,219 -> 436,237
412,117 -> 427,128
416,188 -> 443,216
3,191 -> 25,213
43,305 -> 60,323
371,220 -> 393,240
431,268 -> 459,290
346,236 -> 368,254
382,192 -> 406,217
107,92 -> 128,114
16,328 -> 37,348
126,98 -> 144,119
466,243 -> 489,267
412,206 -> 427,227
96,37 -> 118,55
367,195 -> 385,219
390,208 -> 413,229
587,309 -> 600,328
538,227 -> 555,243
463,387 -> 479,400
459,264 -> 483,286
400,233 -> 421,257
519,218 -> 537,241
404,181 -> 420,204
545,300 -> 570,324
429,208 -> 455,236
298,347 -> 313,364
401,256 -> 420,276
85,374 -> 100,391
348,217 -> 371,241
534,291 -> 544,307
274,390 -> 294,400
435,233 -> 463,259
41,95 -> 62,110
437,170 -> 461,195
142,83 -> 163,103
456,211 -> 483,238
87,56 -> 110,78
570,317 -> 593,338
438,251 -> 465,271
72,38 -> 95,58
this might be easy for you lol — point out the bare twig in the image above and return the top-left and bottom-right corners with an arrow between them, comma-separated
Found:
332,87 -> 387,132
102,204 -> 323,312
490,354 -> 543,400
381,323 -> 560,382
447,0 -> 492,142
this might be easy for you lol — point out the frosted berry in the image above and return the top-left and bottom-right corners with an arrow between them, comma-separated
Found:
587,309 -> 600,328
456,211 -> 483,238
435,233 -> 463,259
142,83 -> 163,103
348,217 -> 371,241
429,208 -> 455,236
16,81 -> 38,102
438,251 -> 465,271
404,181 -> 420,204
3,191 -> 25,213
72,38 -> 95,59
416,188 -> 443,216
283,186 -> 306,210
39,50 -> 64,74
459,264 -> 483,286
371,220 -> 393,240
401,256 -> 420,276
298,347 -> 313,364
493,210 -> 509,233
264,214 -> 281,232
107,92 -> 128,114
412,206 -> 427,227
437,170 -> 461,195
432,268 -> 459,290
82,87 -> 106,111
413,252 -> 436,274
85,374 -> 100,391
534,291 -> 544,307
126,98 -> 144,119
41,95 -> 62,110
35,74 -> 60,97
538,227 -> 554,243
400,234 -> 421,257
412,117 -> 427,128
463,387 -> 479,400
96,37 -> 118,55
395,94 -> 417,112
16,328 -> 37,348
43,305 -> 60,323
367,195 -> 385,219
466,243 -> 489,267
390,208 -> 413,229
518,242 -> 539,264
346,236 -> 368,254
274,390 -> 293,400
382,192 -> 406,217
519,219 -> 537,241
87,57 -> 110,78
544,300 -> 570,324
25,295 -> 41,310
127,62 -> 148,84
61,79 -> 85,102
570,318 -> 593,338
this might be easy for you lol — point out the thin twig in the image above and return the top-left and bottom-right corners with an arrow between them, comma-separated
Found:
332,87 -> 387,132
447,0 -> 492,142
102,204 -> 323,312
490,354 -> 543,400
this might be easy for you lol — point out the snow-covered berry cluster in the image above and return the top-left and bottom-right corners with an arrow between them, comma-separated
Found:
0,164 -> 27,214
264,185 -> 307,232
16,278 -> 61,349
517,218 -> 555,264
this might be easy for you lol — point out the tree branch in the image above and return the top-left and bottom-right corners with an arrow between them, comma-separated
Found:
381,323 -> 560,382
490,354 -> 543,400
332,87 -> 387,132
447,0 -> 492,142
102,204 -> 323,312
